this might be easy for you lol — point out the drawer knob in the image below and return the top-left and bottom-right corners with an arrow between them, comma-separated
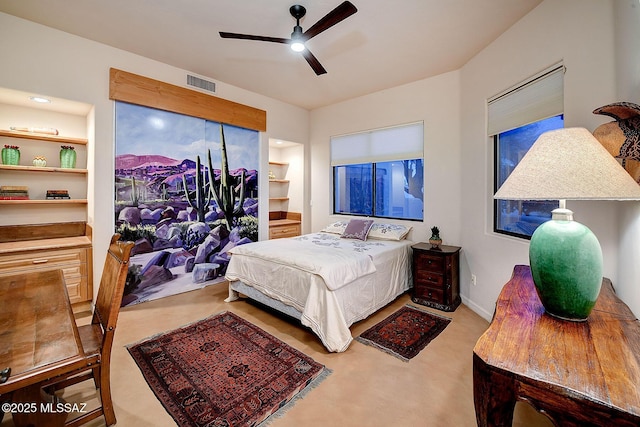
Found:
32,259 -> 49,264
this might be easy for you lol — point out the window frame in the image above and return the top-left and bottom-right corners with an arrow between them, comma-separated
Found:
332,159 -> 424,221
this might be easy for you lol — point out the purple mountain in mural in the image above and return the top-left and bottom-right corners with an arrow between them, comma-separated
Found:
115,154 -> 258,203
116,154 -> 182,169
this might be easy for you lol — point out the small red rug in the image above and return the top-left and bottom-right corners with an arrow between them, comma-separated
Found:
127,311 -> 329,427
356,305 -> 451,361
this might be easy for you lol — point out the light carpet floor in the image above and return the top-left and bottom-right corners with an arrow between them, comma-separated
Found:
1,280 -> 554,427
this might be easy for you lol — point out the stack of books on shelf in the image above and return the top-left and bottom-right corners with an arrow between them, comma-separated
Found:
0,185 -> 29,200
46,189 -> 70,200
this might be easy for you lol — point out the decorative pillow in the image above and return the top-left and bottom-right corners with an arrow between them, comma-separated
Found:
321,220 -> 348,235
367,223 -> 412,241
341,219 -> 374,241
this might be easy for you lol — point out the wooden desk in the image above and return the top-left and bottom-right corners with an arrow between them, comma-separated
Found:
0,270 -> 87,426
473,265 -> 640,427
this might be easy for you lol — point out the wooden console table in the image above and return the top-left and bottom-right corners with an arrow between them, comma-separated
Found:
473,265 -> 640,426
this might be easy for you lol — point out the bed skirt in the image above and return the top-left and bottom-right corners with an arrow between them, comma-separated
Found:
226,280 -> 304,321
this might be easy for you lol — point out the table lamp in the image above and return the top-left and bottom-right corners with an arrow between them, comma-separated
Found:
494,127 -> 640,321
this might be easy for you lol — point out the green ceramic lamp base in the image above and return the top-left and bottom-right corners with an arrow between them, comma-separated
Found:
529,208 -> 603,321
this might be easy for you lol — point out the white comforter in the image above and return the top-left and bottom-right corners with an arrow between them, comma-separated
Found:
225,232 -> 413,352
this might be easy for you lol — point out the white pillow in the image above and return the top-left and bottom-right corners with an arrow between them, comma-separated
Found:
321,221 -> 348,234
367,223 -> 412,241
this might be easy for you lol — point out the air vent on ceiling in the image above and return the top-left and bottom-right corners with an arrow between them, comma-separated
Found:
186,74 -> 216,93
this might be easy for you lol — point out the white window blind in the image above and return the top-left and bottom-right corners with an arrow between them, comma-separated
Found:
487,64 -> 564,136
331,122 -> 424,166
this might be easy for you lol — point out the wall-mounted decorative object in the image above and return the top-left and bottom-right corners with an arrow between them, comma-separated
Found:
593,102 -> 640,183
59,145 -> 76,168
1,145 -> 20,165
32,156 -> 47,167
429,226 -> 442,248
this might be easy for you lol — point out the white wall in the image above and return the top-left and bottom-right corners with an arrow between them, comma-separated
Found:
459,0 -> 636,319
614,0 -> 640,315
309,70 -> 462,246
0,12 -> 310,294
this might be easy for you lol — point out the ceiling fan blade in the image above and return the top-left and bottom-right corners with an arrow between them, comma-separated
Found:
303,1 -> 357,40
219,32 -> 289,44
302,49 -> 327,75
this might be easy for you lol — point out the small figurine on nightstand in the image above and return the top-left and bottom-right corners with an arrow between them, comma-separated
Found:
429,226 -> 442,249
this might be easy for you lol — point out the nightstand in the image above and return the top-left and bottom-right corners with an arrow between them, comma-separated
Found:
411,243 -> 461,312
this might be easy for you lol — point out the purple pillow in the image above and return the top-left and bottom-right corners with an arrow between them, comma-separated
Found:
341,219 -> 374,241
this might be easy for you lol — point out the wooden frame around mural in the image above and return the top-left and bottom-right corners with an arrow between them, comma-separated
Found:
109,68 -> 266,132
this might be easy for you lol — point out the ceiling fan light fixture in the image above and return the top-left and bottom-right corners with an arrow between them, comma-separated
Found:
220,2 -> 357,75
291,41 -> 305,52
290,25 -> 306,52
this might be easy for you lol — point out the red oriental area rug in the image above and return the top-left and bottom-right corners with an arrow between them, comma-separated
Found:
127,311 -> 330,427
356,305 -> 451,361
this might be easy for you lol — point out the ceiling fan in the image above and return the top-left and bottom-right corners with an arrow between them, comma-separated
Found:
219,1 -> 358,75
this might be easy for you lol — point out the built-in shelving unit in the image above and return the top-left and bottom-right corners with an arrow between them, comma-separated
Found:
269,161 -> 290,204
268,142 -> 303,239
0,89 -> 93,309
0,129 -> 88,208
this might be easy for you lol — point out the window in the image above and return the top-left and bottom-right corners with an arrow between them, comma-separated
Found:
489,63 -> 564,239
494,115 -> 563,238
331,122 -> 423,221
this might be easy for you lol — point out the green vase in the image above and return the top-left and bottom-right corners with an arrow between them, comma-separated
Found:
60,148 -> 77,168
1,147 -> 20,165
529,208 -> 603,321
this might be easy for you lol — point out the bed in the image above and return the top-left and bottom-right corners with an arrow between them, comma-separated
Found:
224,220 -> 413,352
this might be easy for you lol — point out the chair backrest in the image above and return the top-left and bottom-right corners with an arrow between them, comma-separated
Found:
93,234 -> 134,335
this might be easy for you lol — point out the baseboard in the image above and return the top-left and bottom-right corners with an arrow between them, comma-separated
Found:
461,295 -> 493,322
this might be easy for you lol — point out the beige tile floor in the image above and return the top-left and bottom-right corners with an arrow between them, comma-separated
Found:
2,281 -> 554,426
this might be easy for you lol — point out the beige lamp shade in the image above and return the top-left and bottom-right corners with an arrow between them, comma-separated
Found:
494,127 -> 640,200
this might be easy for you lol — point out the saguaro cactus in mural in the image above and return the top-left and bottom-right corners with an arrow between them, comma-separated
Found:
182,154 -> 212,222
130,176 -> 140,205
208,124 -> 246,232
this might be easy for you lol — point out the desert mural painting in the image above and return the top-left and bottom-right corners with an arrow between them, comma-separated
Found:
114,101 -> 259,307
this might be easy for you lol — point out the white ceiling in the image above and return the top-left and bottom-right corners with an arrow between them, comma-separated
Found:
0,0 -> 542,111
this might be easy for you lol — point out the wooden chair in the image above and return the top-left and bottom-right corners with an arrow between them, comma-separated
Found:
46,234 -> 134,427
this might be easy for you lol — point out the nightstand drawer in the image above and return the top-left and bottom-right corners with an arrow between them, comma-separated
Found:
414,252 -> 444,271
414,286 -> 444,303
415,270 -> 444,286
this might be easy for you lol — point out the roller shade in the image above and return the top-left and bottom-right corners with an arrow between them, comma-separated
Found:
331,122 -> 423,166
488,64 -> 564,136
